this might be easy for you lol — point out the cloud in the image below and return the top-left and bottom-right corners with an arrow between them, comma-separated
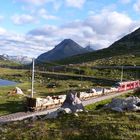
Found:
38,8 -> 59,20
16,0 -> 86,9
66,0 -> 86,8
11,8 -> 58,26
85,10 -> 133,36
28,10 -> 139,50
0,30 -> 53,57
52,0 -> 63,11
16,0 -> 60,8
133,0 -> 140,12
11,14 -> 36,25
0,27 -> 7,35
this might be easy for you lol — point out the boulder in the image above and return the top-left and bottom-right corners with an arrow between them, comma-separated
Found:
111,107 -> 123,112
9,87 -> 24,96
15,87 -> 24,95
105,96 -> 140,112
60,90 -> 85,113
43,111 -> 59,119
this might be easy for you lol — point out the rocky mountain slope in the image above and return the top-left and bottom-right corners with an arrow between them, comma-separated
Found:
37,39 -> 89,61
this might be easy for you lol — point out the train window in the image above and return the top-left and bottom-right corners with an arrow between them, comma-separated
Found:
127,84 -> 130,87
114,83 -> 120,88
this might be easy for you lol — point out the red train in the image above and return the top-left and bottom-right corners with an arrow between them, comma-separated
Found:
116,80 -> 140,92
26,80 -> 140,111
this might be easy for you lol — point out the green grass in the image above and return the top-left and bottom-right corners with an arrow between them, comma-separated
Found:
0,91 -> 140,140
0,68 -> 30,82
0,67 -> 96,116
42,54 -> 140,81
85,98 -> 112,110
0,65 -> 138,116
89,68 -> 140,80
0,85 -> 26,115
0,36 -> 140,139
0,60 -> 21,67
0,73 -> 139,140
88,54 -> 140,66
0,79 -> 94,116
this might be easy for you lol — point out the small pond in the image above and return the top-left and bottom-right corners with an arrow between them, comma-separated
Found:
0,79 -> 17,86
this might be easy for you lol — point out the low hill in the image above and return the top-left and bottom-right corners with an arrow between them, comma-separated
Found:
37,39 -> 88,61
57,28 -> 140,65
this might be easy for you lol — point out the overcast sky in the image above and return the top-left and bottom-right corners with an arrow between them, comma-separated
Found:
0,0 -> 140,57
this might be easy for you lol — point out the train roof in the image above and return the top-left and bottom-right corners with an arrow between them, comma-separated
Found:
117,80 -> 140,85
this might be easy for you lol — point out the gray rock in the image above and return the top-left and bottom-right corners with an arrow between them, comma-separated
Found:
58,108 -> 72,114
61,90 -> 85,113
111,107 -> 123,112
105,96 -> 140,112
42,91 -> 84,119
43,111 -> 59,119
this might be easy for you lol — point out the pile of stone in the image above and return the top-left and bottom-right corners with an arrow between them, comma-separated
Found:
35,95 -> 66,108
104,96 -> 140,112
43,90 -> 85,119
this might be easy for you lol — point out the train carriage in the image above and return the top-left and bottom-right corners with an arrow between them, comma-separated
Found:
117,80 -> 140,92
26,80 -> 140,111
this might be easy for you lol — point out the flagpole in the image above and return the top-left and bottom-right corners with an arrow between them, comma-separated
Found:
121,66 -> 123,82
31,58 -> 35,98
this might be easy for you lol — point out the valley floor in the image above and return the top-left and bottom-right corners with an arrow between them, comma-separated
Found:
0,62 -> 140,140
0,91 -> 140,140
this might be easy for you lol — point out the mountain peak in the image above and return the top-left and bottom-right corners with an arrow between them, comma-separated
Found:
37,39 -> 88,61
63,38 -> 74,42
54,39 -> 82,50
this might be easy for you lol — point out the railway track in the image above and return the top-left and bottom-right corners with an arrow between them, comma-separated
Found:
0,90 -> 133,124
